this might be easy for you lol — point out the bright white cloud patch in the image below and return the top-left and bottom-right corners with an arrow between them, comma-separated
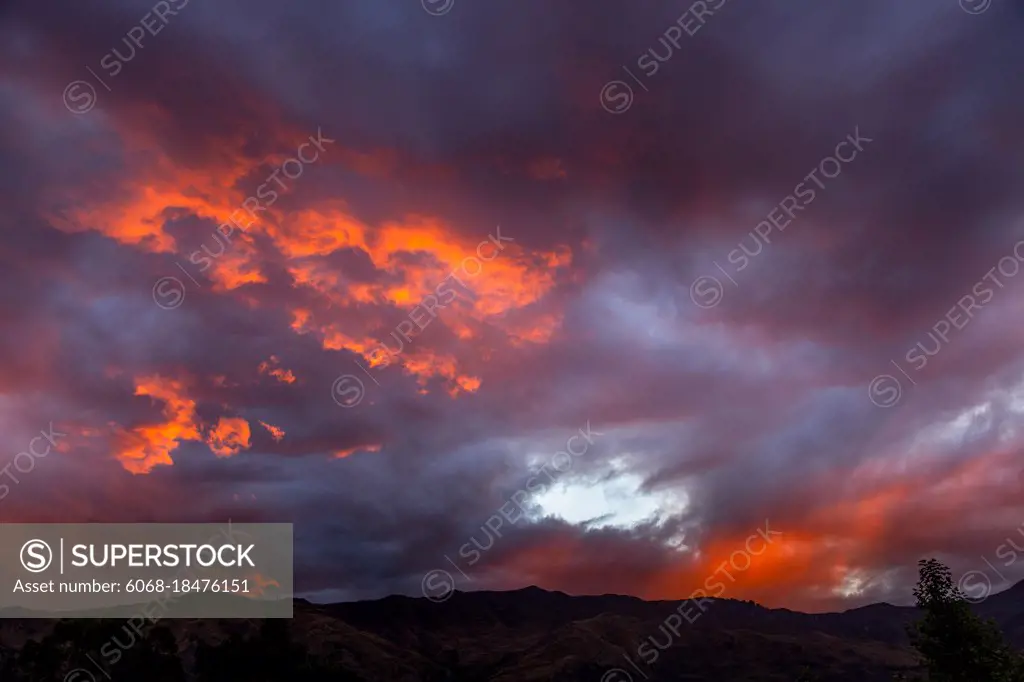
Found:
530,467 -> 687,531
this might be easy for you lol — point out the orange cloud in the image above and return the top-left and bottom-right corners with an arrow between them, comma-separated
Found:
333,443 -> 382,459
207,417 -> 252,458
257,356 -> 297,384
284,218 -> 571,394
46,130 -> 258,254
49,120 -> 574,400
269,202 -> 369,260
113,375 -> 202,474
202,242 -> 268,292
402,350 -> 480,394
290,309 -> 313,333
43,119 -> 310,291
507,312 -> 562,346
280,211 -> 571,320
294,316 -> 478,393
259,420 -> 286,442
244,573 -> 282,598
647,526 -> 827,607
639,447 -> 1024,608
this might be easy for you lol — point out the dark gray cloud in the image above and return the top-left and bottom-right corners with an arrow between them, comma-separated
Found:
0,0 -> 1022,613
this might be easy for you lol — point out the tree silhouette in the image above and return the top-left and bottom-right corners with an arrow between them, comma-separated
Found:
907,558 -> 1024,682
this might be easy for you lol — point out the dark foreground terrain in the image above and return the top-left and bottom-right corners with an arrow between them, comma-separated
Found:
4,582 -> 1024,681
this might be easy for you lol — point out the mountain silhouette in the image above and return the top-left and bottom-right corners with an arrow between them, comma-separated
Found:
6,582 -> 1024,680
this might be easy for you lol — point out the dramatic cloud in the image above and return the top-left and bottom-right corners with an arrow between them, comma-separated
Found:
114,375 -> 203,474
1,0 -> 1023,613
207,417 -> 252,459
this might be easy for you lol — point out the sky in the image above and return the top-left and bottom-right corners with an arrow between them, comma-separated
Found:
2,0 -> 1024,613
